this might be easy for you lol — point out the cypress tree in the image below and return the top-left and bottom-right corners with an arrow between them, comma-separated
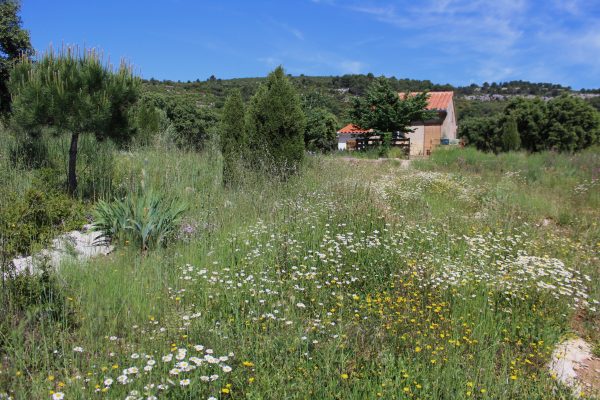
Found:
245,66 -> 305,176
220,89 -> 246,186
501,115 -> 521,152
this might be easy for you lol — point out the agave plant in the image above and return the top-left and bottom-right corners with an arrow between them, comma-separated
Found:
92,189 -> 187,252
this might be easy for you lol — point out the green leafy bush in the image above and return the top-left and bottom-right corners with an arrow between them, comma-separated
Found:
0,267 -> 73,357
0,187 -> 86,261
134,92 -> 218,150
460,95 -> 600,153
304,107 -> 338,153
92,189 -> 187,251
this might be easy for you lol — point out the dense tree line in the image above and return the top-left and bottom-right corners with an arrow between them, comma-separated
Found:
133,92 -> 218,149
149,74 -> 583,100
142,74 -> 597,126
460,95 -> 600,153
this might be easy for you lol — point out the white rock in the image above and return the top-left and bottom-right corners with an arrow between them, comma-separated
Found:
8,225 -> 113,276
549,337 -> 592,397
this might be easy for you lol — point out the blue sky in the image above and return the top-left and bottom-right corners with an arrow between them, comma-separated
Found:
22,0 -> 600,88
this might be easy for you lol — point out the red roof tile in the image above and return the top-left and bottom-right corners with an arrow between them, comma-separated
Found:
398,91 -> 454,110
337,124 -> 374,134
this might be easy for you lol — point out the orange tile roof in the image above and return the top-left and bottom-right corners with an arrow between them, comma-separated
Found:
337,124 -> 374,134
398,91 -> 454,110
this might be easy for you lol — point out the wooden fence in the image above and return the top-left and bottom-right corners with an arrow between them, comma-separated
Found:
349,134 -> 410,155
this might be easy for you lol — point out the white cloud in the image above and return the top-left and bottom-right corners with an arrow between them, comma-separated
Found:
277,22 -> 305,40
313,0 -> 599,86
258,56 -> 282,68
339,60 -> 366,74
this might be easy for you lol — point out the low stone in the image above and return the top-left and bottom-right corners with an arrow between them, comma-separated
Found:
549,337 -> 593,398
8,225 -> 113,276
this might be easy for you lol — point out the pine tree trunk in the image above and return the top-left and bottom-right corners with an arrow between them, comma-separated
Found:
68,132 -> 79,195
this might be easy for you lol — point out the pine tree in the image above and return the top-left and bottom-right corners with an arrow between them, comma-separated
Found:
245,66 -> 305,176
220,89 -> 246,186
501,115 -> 521,152
9,47 -> 139,194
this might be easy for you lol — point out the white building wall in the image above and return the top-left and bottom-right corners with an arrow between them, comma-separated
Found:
337,133 -> 354,150
441,100 -> 457,140
406,125 -> 425,156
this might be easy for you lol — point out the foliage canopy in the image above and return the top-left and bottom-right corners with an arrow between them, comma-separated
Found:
9,47 -> 140,193
460,95 -> 600,153
351,77 -> 435,134
304,107 -> 338,153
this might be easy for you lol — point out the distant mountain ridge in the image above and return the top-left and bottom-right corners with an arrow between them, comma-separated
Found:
141,74 -> 600,124
144,74 -> 600,98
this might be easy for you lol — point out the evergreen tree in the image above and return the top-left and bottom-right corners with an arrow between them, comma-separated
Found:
0,0 -> 31,113
9,47 -> 140,194
501,116 -> 521,151
245,66 -> 305,175
351,77 -> 435,135
220,89 -> 246,186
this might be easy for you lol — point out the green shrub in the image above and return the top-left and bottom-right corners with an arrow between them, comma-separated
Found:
461,95 -> 600,153
0,187 -> 86,262
0,265 -> 74,372
304,107 -> 338,153
135,92 -> 218,150
2,267 -> 67,321
593,343 -> 600,358
92,187 -> 187,251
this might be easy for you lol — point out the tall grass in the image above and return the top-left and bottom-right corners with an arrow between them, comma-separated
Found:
1,143 -> 598,399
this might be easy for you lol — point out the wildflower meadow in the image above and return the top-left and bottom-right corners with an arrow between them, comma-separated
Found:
2,145 -> 599,399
